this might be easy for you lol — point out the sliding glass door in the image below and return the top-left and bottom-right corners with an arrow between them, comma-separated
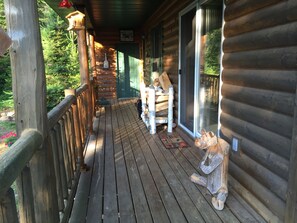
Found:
179,1 -> 223,136
179,5 -> 197,134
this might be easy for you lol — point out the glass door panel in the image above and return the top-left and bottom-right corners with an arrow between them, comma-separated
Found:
198,5 -> 222,133
179,7 -> 197,133
179,1 -> 223,136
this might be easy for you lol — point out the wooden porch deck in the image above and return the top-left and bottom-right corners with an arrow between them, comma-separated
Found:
69,99 -> 265,223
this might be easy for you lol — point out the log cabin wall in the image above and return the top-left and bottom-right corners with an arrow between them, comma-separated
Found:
94,44 -> 117,100
93,29 -> 143,100
143,0 -> 193,118
222,0 -> 297,222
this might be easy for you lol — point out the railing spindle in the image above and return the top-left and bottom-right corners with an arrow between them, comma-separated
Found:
0,188 -> 18,223
0,84 -> 91,222
54,124 -> 68,200
49,130 -> 65,212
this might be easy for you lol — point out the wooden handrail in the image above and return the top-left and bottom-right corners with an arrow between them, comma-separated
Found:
0,129 -> 42,198
76,83 -> 88,96
48,95 -> 76,130
0,84 -> 92,223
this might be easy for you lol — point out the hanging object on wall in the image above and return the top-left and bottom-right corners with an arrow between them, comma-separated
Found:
0,27 -> 12,56
59,0 -> 72,8
103,53 -> 109,69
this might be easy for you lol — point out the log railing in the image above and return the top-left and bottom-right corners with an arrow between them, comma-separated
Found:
0,84 -> 91,223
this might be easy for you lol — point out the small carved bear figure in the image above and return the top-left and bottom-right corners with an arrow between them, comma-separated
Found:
190,129 -> 230,210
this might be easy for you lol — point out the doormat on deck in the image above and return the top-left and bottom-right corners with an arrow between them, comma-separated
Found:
158,130 -> 189,149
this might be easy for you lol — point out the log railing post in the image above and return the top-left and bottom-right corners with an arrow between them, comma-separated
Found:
0,188 -> 18,223
65,89 -> 87,170
4,0 -> 59,222
49,130 -> 65,213
66,11 -> 93,135
88,31 -> 97,116
78,93 -> 87,144
53,124 -> 68,200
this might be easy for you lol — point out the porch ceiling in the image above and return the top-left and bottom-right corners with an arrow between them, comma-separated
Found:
45,0 -> 166,31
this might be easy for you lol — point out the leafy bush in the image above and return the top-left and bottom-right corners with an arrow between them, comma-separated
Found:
46,74 -> 80,111
204,28 -> 222,75
0,91 -> 14,111
0,1 -> 80,113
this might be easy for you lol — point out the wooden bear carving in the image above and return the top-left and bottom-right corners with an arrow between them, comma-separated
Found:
190,129 -> 230,210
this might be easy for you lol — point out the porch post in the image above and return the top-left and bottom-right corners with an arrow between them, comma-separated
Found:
4,0 -> 59,222
66,11 -> 93,134
88,31 -> 96,115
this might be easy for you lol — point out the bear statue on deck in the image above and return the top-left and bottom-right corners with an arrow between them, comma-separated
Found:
190,129 -> 230,211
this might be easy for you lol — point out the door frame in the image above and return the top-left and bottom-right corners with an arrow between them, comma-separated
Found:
178,1 -> 201,137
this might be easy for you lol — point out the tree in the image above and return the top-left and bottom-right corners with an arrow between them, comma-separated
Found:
38,1 -> 80,110
0,0 -> 80,111
204,28 -> 222,75
39,1 -> 79,76
0,0 -> 12,98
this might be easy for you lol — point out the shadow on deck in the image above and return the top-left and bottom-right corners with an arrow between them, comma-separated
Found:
69,99 -> 264,223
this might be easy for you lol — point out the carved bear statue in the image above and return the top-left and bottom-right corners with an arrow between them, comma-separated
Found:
190,129 -> 230,210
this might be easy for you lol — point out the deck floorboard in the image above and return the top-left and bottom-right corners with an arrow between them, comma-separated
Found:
70,99 -> 265,223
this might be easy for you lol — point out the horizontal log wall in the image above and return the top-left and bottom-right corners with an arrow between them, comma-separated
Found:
222,0 -> 297,222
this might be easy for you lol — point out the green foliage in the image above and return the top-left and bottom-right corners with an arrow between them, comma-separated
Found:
204,28 -> 222,75
0,91 -> 14,111
40,3 -> 79,76
0,1 -> 12,103
0,121 -> 15,132
0,55 -> 12,95
46,74 -> 80,110
0,0 -> 80,112
0,0 -> 6,28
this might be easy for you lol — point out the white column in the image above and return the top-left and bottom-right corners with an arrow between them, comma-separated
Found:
167,85 -> 174,133
149,85 -> 156,134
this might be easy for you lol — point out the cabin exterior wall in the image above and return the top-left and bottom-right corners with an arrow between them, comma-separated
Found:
144,0 -> 297,222
222,0 -> 297,222
143,0 -> 193,118
93,29 -> 143,100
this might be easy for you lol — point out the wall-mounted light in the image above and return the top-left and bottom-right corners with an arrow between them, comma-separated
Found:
59,0 -> 72,8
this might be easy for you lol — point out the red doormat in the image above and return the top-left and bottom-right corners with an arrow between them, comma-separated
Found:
158,131 -> 189,149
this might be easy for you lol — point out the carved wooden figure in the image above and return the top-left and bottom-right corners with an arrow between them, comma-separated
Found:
190,129 -> 230,210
